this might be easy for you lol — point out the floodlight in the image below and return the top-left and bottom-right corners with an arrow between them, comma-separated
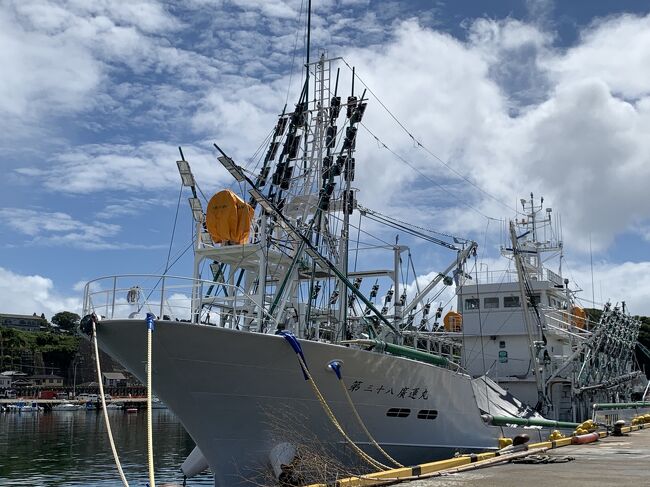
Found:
188,197 -> 204,222
176,160 -> 196,187
218,155 -> 245,182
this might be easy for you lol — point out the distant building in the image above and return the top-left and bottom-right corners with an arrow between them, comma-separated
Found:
29,374 -> 64,387
0,371 -> 27,387
102,372 -> 127,388
0,313 -> 47,332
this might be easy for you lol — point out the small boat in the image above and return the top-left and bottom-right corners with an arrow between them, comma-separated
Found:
105,402 -> 123,410
125,407 -> 138,413
52,402 -> 83,412
14,401 -> 43,413
85,401 -> 97,411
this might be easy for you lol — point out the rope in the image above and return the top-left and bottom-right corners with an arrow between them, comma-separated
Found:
91,315 -> 130,487
146,313 -> 156,487
296,354 -> 389,471
329,362 -> 403,468
279,332 -> 389,470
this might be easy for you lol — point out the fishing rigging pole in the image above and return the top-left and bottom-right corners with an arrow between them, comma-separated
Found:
214,144 -> 403,337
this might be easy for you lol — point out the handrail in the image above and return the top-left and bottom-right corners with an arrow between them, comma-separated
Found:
83,274 -> 278,330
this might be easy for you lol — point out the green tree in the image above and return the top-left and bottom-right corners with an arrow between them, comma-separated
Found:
51,311 -> 81,332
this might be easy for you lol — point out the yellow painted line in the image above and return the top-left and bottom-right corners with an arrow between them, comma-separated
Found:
418,456 -> 471,474
528,441 -> 553,449
553,437 -> 573,447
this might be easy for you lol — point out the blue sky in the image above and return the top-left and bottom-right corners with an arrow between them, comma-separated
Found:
1,0 -> 650,317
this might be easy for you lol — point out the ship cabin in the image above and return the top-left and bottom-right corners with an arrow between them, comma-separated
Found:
457,267 -> 586,419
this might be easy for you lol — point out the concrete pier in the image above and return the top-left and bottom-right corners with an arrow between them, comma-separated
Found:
411,429 -> 650,486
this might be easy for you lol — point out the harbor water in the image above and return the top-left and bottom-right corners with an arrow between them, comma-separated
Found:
0,409 -> 213,486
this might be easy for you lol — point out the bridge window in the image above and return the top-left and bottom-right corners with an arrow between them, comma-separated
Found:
484,297 -> 499,309
465,298 -> 480,310
504,296 -> 520,308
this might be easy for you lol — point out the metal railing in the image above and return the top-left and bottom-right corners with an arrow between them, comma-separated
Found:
83,274 -> 276,331
470,267 -> 563,286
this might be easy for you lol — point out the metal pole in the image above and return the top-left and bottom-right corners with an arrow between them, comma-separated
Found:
159,276 -> 166,319
111,276 -> 117,319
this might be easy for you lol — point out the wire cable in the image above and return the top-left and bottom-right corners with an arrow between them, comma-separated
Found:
341,58 -> 523,216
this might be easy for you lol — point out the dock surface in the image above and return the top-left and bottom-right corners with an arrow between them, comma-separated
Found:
411,429 -> 650,486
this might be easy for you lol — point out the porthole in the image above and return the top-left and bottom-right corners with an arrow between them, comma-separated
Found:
386,408 -> 410,418
417,409 -> 438,420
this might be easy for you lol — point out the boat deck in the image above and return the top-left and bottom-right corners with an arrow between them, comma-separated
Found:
411,429 -> 650,486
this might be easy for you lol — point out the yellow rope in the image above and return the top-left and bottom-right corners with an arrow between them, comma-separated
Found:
147,326 -> 156,487
92,319 -> 130,487
296,355 -> 389,471
338,378 -> 404,468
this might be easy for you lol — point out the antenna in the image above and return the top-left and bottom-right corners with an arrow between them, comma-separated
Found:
589,234 -> 595,307
306,0 -> 312,66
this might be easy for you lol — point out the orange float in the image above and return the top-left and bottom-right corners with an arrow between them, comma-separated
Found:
205,190 -> 254,245
443,311 -> 462,332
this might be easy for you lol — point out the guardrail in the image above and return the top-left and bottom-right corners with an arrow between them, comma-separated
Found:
83,274 -> 276,330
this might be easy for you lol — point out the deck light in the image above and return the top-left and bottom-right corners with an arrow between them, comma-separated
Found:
188,197 -> 204,222
176,160 -> 196,187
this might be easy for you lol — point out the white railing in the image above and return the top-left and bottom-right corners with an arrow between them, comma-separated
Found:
471,269 -> 518,285
83,274 -> 276,331
470,267 -> 563,286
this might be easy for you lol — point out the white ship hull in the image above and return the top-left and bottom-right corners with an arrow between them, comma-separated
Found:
96,320 -> 503,486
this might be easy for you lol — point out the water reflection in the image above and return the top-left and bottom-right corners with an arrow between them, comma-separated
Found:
0,409 -> 214,486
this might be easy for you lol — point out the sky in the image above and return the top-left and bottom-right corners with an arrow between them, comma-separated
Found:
1,0 -> 650,319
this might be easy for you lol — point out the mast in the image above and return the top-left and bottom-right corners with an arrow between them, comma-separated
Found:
509,221 -> 548,412
305,0 -> 312,99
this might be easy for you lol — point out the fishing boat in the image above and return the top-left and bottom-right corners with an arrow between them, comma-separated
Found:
82,56 -> 517,486
80,11 -> 646,487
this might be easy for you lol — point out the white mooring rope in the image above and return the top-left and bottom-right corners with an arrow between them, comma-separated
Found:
91,317 -> 130,487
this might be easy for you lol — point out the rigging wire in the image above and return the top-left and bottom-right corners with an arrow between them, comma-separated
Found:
340,58 -> 523,217
165,183 -> 184,273
359,205 -> 469,243
363,211 -> 460,248
285,0 -> 306,107
359,122 -> 498,221
353,211 -> 362,272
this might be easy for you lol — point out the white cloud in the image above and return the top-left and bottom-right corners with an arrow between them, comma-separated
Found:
0,6 -> 101,117
326,16 -> 650,254
0,207 -> 161,250
561,260 -> 650,316
15,142 -> 231,196
546,14 -> 650,100
0,267 -> 81,318
0,0 -> 219,125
